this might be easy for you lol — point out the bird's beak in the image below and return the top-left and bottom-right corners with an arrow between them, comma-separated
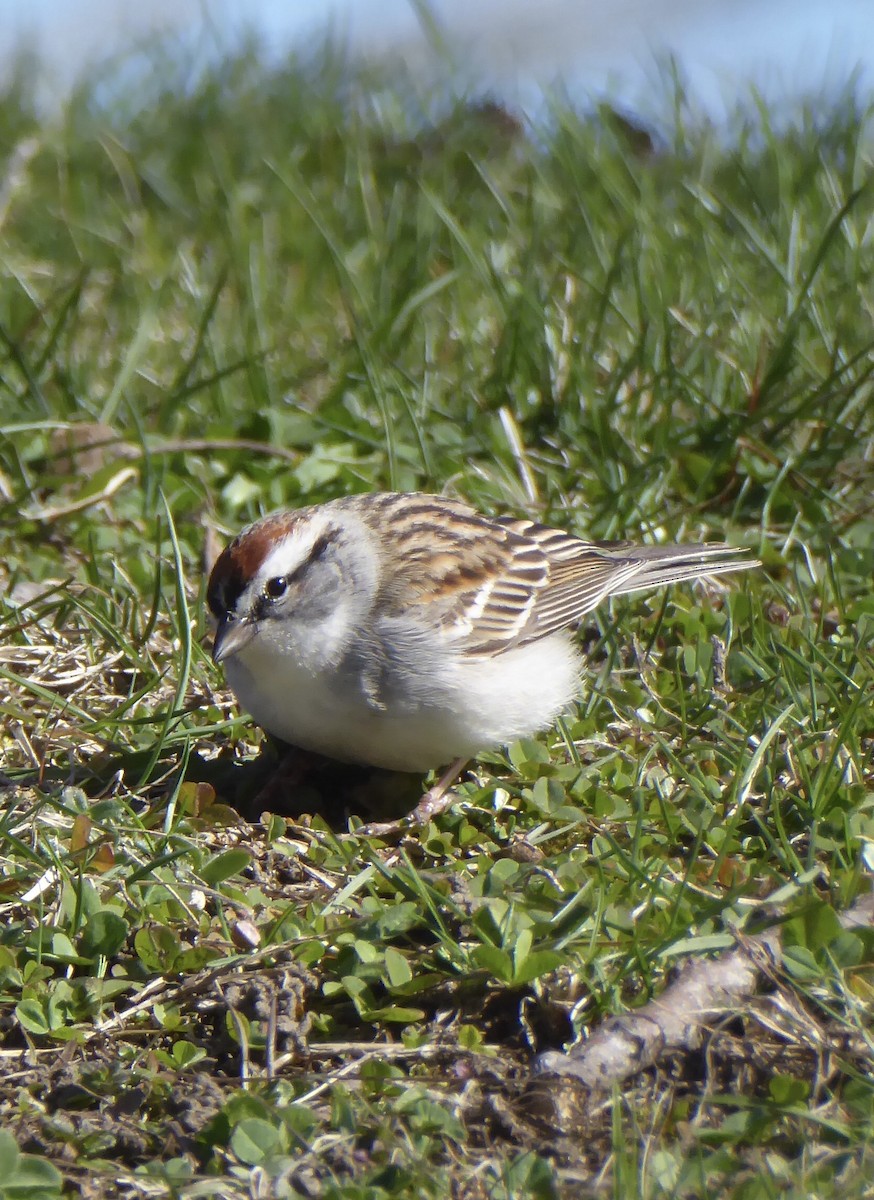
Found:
212,613 -> 257,664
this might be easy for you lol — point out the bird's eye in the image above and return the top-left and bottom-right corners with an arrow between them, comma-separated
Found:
264,577 -> 287,600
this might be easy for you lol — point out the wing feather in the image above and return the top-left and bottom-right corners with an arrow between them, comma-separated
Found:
354,494 -> 758,659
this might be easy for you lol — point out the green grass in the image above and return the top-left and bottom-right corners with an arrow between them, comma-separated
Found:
1,45 -> 873,1199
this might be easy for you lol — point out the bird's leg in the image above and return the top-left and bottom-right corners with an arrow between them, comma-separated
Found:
357,757 -> 469,838
407,757 -> 469,824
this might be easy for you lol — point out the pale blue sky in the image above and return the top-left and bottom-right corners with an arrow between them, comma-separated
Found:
0,0 -> 871,118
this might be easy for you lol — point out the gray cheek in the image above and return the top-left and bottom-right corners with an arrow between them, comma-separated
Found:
279,562 -> 342,622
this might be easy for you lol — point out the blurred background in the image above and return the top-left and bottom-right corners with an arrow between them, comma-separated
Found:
1,0 -> 871,120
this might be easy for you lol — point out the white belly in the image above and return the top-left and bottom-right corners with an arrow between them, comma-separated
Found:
223,631 -> 582,773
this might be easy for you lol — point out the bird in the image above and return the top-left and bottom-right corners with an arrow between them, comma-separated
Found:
207,492 -> 758,826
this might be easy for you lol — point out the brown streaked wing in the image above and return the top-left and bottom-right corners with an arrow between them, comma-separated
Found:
359,496 -> 756,658
359,495 -> 551,650
483,517 -> 643,650
492,516 -> 757,650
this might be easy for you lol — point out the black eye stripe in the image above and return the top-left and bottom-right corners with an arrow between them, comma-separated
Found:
309,532 -> 335,562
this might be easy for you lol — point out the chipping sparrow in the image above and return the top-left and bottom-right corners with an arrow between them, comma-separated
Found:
207,493 -> 758,819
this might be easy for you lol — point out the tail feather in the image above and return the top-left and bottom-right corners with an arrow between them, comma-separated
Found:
607,545 -> 760,598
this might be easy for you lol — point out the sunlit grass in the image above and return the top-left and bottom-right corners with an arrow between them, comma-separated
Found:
0,44 -> 872,1199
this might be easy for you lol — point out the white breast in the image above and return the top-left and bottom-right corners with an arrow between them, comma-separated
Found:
222,628 -> 582,773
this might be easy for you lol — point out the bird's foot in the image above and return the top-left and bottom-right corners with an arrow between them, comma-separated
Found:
355,757 -> 469,838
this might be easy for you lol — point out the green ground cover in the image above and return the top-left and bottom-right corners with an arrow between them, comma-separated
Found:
0,47 -> 872,1198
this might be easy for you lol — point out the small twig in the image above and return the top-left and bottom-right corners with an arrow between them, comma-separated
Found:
265,986 -> 278,1080
535,888 -> 874,1090
24,466 -> 137,522
711,634 -> 727,692
95,976 -> 170,1034
216,980 -> 252,1087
